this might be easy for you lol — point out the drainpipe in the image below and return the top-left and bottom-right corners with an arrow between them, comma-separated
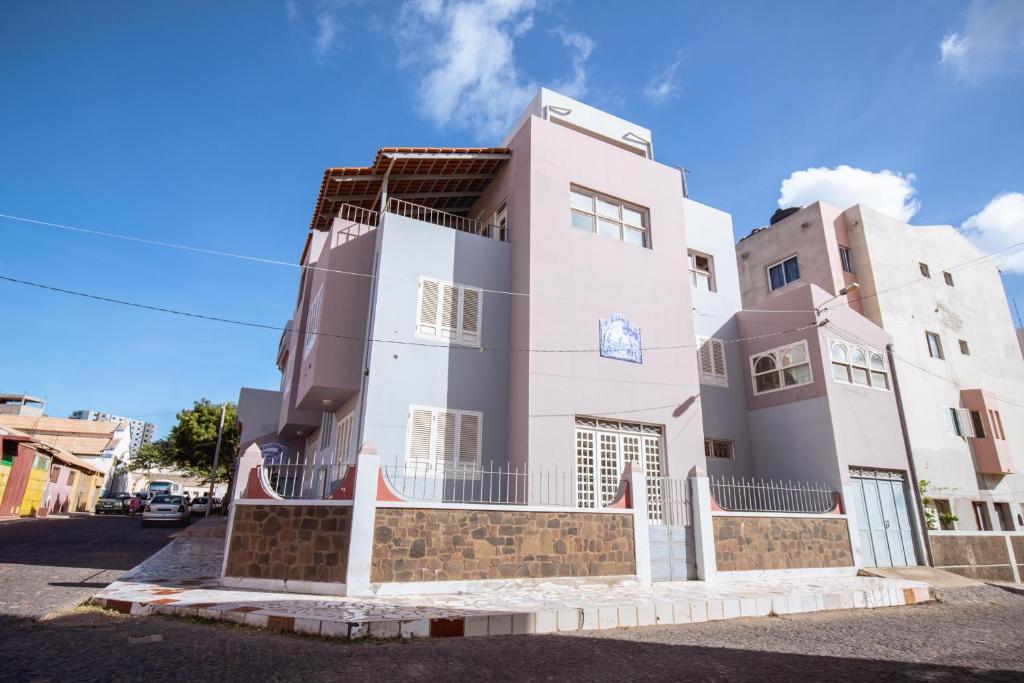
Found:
887,342 -> 934,567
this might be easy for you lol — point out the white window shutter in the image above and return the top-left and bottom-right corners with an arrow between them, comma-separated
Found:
942,407 -> 956,435
440,284 -> 458,339
958,409 -> 975,438
460,288 -> 480,345
336,414 -> 353,464
434,410 -> 457,467
457,412 -> 480,468
711,340 -> 727,384
407,408 -> 433,465
418,279 -> 439,336
697,337 -> 714,377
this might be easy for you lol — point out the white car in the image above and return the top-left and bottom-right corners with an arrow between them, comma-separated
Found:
189,497 -> 213,516
141,494 -> 191,527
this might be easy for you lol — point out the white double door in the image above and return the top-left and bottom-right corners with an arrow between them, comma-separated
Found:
851,472 -> 919,568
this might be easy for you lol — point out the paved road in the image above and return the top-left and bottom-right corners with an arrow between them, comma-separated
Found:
0,513 -> 177,617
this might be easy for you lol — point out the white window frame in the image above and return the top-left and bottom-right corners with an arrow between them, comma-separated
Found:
404,405 -> 482,472
839,246 -> 855,274
704,438 -> 734,460
696,336 -> 728,388
943,406 -> 976,438
304,285 -> 324,356
688,249 -> 716,292
573,417 -> 665,521
926,331 -> 944,359
766,255 -> 800,291
415,277 -> 483,348
335,413 -> 354,464
569,185 -> 651,248
750,340 -> 813,395
828,339 -> 890,391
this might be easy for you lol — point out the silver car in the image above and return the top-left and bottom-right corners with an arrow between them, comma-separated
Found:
141,494 -> 191,528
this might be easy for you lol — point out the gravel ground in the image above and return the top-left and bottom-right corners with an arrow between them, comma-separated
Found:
1,587 -> 1021,682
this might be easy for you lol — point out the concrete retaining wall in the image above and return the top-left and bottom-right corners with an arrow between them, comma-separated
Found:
930,533 -> 1021,582
713,515 -> 854,571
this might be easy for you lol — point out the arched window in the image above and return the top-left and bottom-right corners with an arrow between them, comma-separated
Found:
750,341 -> 812,395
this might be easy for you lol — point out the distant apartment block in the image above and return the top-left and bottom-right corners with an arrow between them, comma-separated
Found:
0,394 -> 45,416
69,410 -> 156,458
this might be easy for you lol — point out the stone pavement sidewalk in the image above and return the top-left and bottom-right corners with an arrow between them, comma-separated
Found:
92,524 -> 932,640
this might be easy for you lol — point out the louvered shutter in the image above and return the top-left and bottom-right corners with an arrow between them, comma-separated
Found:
336,414 -> 353,464
711,339 -> 727,386
434,410 -> 457,467
942,407 -> 956,435
697,337 -> 714,377
440,284 -> 458,339
407,407 -> 433,465
418,279 -> 439,336
457,412 -> 480,468
958,409 -> 975,437
460,288 -> 480,345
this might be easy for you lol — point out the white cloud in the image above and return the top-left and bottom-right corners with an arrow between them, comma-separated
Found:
778,165 -> 921,222
643,56 -> 682,105
314,11 -> 340,57
394,0 -> 594,139
939,0 -> 1024,82
960,192 -> 1024,272
285,0 -> 299,22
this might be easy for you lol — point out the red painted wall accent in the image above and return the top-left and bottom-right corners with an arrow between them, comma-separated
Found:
325,465 -> 357,500
240,466 -> 276,500
0,439 -> 32,517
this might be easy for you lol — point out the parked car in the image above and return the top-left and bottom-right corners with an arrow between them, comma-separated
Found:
189,496 -> 214,516
140,494 -> 191,528
96,492 -> 133,515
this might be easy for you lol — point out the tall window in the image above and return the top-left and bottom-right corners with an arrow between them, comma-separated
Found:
304,285 -> 324,355
688,250 -> 716,291
318,412 -> 335,458
406,405 -> 481,472
336,413 -> 354,464
969,410 -> 986,438
489,202 -> 507,242
570,186 -> 650,248
767,256 -> 800,291
750,340 -> 812,394
989,409 -> 1006,440
919,262 -> 931,278
416,277 -> 482,346
281,354 -> 293,397
697,337 -> 728,387
972,501 -> 992,531
829,340 -> 889,390
925,331 -> 944,359
839,246 -> 855,274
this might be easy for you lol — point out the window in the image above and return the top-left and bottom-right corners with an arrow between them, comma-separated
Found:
943,271 -> 954,287
66,470 -> 76,486
829,341 -> 889,390
994,502 -> 1014,531
416,277 -> 482,346
697,337 -> 728,387
751,341 -> 812,394
318,412 -> 334,456
405,406 -> 482,472
934,499 -> 956,530
281,355 -> 293,397
926,331 -> 944,359
944,407 -> 976,438
972,501 -> 992,531
970,410 -> 986,438
490,202 -> 508,242
49,465 -> 60,483
304,285 -> 324,355
335,413 -> 354,464
989,409 -> 1006,440
570,186 -> 650,247
688,250 -> 716,291
919,262 -> 931,278
574,417 -> 664,519
839,246 -> 854,274
959,339 -> 970,355
767,256 -> 800,291
704,438 -> 734,460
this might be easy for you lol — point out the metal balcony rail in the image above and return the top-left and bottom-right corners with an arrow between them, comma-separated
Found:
263,461 -> 350,499
336,203 -> 380,227
386,197 -> 507,242
382,464 -> 588,507
710,476 -> 838,514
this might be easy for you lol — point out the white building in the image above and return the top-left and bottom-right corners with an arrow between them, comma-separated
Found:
69,410 -> 156,458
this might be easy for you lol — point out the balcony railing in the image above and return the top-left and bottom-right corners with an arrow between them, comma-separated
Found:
382,464 -> 588,507
263,461 -> 350,499
386,197 -> 507,242
336,203 -> 380,227
710,476 -> 839,514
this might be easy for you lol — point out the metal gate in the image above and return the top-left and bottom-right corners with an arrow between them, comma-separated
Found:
850,469 -> 919,567
648,477 -> 695,581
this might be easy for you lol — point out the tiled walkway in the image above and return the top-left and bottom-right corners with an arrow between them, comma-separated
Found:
93,523 -> 932,639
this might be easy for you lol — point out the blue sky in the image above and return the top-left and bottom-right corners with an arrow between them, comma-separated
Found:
2,1 -> 1022,436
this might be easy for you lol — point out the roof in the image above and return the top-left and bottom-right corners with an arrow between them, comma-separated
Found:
0,415 -> 126,456
309,146 -> 510,231
0,424 -> 104,474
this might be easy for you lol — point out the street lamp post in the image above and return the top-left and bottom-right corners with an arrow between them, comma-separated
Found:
206,403 -> 226,515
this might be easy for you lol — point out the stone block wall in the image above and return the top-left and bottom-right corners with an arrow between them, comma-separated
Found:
1012,536 -> 1024,580
371,507 -> 635,583
224,504 -> 352,584
713,515 -> 854,571
930,534 -> 1016,582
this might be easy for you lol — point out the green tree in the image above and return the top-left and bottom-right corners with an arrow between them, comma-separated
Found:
133,439 -> 175,472
166,399 -> 239,485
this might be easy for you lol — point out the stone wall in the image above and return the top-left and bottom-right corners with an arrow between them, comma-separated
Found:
1012,536 -> 1024,580
930,534 -> 1016,582
371,508 -> 635,583
713,515 -> 854,571
224,504 -> 352,584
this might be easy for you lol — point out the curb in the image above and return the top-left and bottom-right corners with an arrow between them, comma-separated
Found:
90,584 -> 933,640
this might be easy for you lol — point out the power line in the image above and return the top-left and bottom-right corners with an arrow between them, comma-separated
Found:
0,273 -> 821,354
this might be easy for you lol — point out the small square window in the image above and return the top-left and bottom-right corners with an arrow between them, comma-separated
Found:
688,250 -> 716,292
959,339 -> 969,355
767,256 -> 800,291
704,438 -> 734,460
920,263 -> 931,278
943,271 -> 954,287
926,331 -> 944,359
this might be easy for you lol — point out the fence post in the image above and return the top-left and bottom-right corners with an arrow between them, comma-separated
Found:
628,463 -> 652,584
690,468 -> 717,581
345,444 -> 381,597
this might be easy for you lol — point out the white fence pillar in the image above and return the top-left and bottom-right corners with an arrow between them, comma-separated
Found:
690,473 -> 718,582
345,447 -> 381,597
629,465 -> 652,584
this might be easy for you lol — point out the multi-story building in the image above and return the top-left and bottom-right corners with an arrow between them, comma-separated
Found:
736,202 -> 1024,579
0,394 -> 46,416
69,410 -> 156,458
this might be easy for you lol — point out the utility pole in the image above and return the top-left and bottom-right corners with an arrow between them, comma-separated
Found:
206,403 -> 226,516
